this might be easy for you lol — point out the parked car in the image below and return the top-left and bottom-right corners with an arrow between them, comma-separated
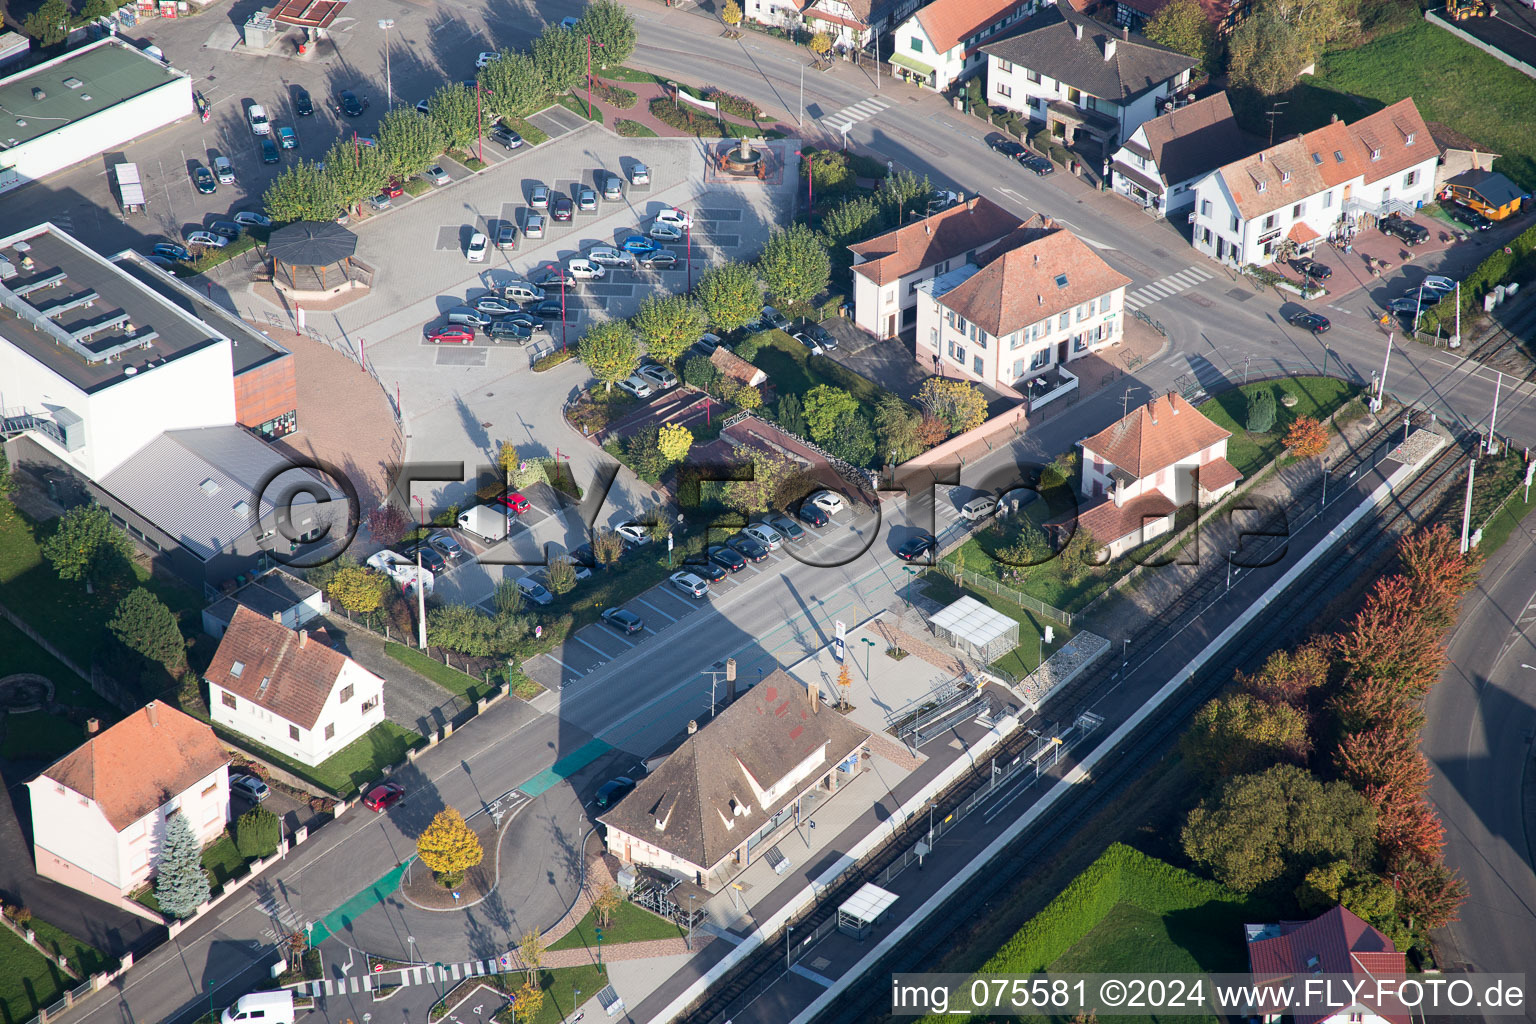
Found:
629,162 -> 651,185
987,134 -> 1025,159
649,221 -> 684,241
797,501 -> 830,527
695,561 -> 728,583
278,126 -> 298,149
466,231 -> 488,262
622,235 -> 663,255
1446,203 -> 1492,231
760,306 -> 790,330
230,773 -> 270,802
381,178 -> 404,198
576,184 -> 598,210
1287,310 -> 1331,334
476,50 -> 501,69
495,224 -> 518,250
418,546 -> 447,574
247,103 -> 270,135
530,299 -> 571,321
897,532 -> 938,561
364,781 -> 405,812
1287,257 -> 1332,280
639,250 -> 677,269
960,493 -> 998,521
568,257 -> 605,280
594,776 -> 635,808
490,125 -> 523,150
552,195 -> 574,221
260,138 -> 280,164
338,90 -> 366,117
517,576 -> 554,605
615,520 -> 651,545
708,545 -> 746,572
1020,153 -> 1054,176
447,306 -> 496,328
532,266 -> 576,288
637,363 -> 678,389
617,374 -> 654,398
669,571 -> 710,599
601,608 -> 645,634
185,230 -> 228,248
654,208 -> 692,229
487,318 -> 534,343
1379,212 -> 1429,246
495,492 -> 531,514
213,155 -> 235,183
530,184 -> 550,207
769,513 -> 805,542
474,296 -> 521,317
1422,275 -> 1456,292
153,242 -> 192,261
603,174 -> 624,200
744,523 -> 783,550
428,325 -> 476,344
588,246 -> 635,269
798,321 -> 837,350
369,193 -> 393,212
560,16 -> 581,29
524,212 -> 546,238
147,255 -> 179,269
504,281 -> 546,303
1389,295 -> 1427,315
209,220 -> 243,241
809,490 -> 846,515
793,331 -> 825,354
233,211 -> 272,229
1415,279 -> 1454,299
192,165 -> 217,194
294,87 -> 313,116
727,533 -> 769,562
928,189 -> 960,213
695,333 -> 727,354
425,165 -> 450,185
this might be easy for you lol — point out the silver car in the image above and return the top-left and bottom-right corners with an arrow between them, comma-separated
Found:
637,363 -> 678,390
517,576 -> 553,605
617,375 -> 654,399
588,246 -> 634,269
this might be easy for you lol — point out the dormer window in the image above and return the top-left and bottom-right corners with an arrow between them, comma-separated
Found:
1406,131 -> 1416,145
1370,147 -> 1381,161
1256,180 -> 1267,193
1334,150 -> 1345,163
230,661 -> 244,677
1280,170 -> 1291,183
1312,152 -> 1322,164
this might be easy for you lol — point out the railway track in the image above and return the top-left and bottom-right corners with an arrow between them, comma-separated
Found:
673,418 -> 1472,1024
1460,293 -> 1536,369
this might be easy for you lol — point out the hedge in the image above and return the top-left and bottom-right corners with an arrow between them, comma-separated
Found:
587,77 -> 638,109
532,348 -> 576,371
706,88 -> 760,120
1421,218 -> 1536,334
614,118 -> 658,138
649,97 -> 726,137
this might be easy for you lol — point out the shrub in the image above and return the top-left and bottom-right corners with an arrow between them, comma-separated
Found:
706,88 -> 760,120
586,76 -> 638,108
532,348 -> 576,371
1048,144 -> 1071,166
1420,218 -> 1536,334
613,118 -> 656,137
1030,130 -> 1053,153
1246,388 -> 1277,433
235,805 -> 282,860
649,97 -> 725,136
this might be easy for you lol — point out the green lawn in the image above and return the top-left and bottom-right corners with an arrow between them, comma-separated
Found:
0,616 -> 120,726
918,574 -> 1071,680
548,900 -> 684,951
1280,21 -> 1536,189
216,719 -> 423,797
24,917 -> 112,978
491,965 -> 610,1024
748,332 -> 889,407
0,919 -> 108,1024
384,642 -> 496,700
1195,378 -> 1359,479
201,833 -> 249,891
556,93 -> 604,123
599,65 -> 670,86
0,709 -> 89,763
1446,449 -> 1533,555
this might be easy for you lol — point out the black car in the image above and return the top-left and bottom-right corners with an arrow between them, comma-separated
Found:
530,299 -> 571,322
601,607 -> 644,633
1020,154 -> 1054,176
505,312 -> 546,333
897,533 -> 938,561
418,546 -> 447,573
1287,311 -> 1331,334
1379,212 -> 1429,246
708,545 -> 747,572
294,87 -> 313,117
639,250 -> 678,269
798,502 -> 830,527
728,533 -> 769,562
192,165 -> 217,194
487,319 -> 534,343
338,90 -> 365,118
594,776 -> 635,809
1446,203 -> 1492,231
987,134 -> 1025,159
696,561 -> 728,583
1287,257 -> 1332,280
570,542 -> 602,568
798,321 -> 837,351
532,267 -> 577,288
552,196 -> 574,221
489,125 -> 523,150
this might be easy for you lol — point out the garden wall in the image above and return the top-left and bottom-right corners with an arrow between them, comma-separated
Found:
899,400 -> 1029,474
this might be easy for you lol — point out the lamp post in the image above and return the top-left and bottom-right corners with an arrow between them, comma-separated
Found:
559,268 -> 568,351
861,636 -> 876,676
1226,549 -> 1236,593
686,211 -> 693,291
378,20 -> 395,110
207,979 -> 217,1021
475,83 -> 484,163
585,36 -> 606,119
902,566 -> 918,606
785,924 -> 793,969
412,497 -> 427,648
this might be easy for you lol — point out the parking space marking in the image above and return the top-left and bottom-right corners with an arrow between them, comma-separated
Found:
598,625 -> 638,646
570,634 -> 615,659
633,597 -> 677,622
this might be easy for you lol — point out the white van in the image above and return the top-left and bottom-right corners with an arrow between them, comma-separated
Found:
221,990 -> 294,1024
959,494 -> 998,522
247,104 -> 270,136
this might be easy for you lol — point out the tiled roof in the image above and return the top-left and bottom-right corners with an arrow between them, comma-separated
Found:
597,670 -> 869,872
980,5 -> 1196,105
1131,91 -> 1255,187
1247,906 -> 1407,1024
914,0 -> 1025,54
849,195 -> 1021,286
1080,392 -> 1230,478
936,215 -> 1131,338
40,702 -> 227,832
710,347 -> 767,387
1447,168 -> 1523,206
206,604 -> 363,730
1076,490 -> 1177,547
1212,135 -> 1329,222
1287,221 -> 1321,244
1427,121 -> 1496,157
1195,455 -> 1242,491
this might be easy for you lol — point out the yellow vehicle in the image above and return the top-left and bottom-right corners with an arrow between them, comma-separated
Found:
1447,0 -> 1494,20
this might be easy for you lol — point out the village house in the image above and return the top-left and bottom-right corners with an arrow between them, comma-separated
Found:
1110,91 -> 1256,218
1246,906 -> 1407,1024
886,0 -> 1035,92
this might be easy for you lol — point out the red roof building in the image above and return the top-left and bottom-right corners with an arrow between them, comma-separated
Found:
1246,906 -> 1408,1024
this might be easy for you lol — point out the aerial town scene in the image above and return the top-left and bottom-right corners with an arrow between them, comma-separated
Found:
0,0 -> 1532,1021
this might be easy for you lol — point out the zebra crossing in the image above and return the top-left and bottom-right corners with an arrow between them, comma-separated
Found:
822,95 -> 892,134
304,956 -> 514,996
1123,265 -> 1214,311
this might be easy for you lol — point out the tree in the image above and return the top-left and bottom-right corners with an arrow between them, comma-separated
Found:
1333,724 -> 1429,797
1334,574 -> 1445,697
519,929 -> 546,980
1283,417 -> 1328,459
533,24 -> 586,94
776,394 -> 807,436
1245,387 -> 1277,432
805,150 -> 852,193
809,31 -> 832,57
758,224 -> 831,305
695,261 -> 762,332
1181,764 -> 1377,892
658,423 -> 694,464
579,320 -> 640,392
722,0 -> 743,27
367,503 -> 411,547
416,807 -> 483,885
427,84 -> 480,153
109,589 -> 186,671
1398,526 -> 1480,632
1390,855 -> 1466,931
877,170 -> 932,223
262,160 -> 341,224
736,385 -> 762,411
875,395 -> 925,464
1260,0 -> 1355,57
23,0 -> 67,45
592,884 -> 623,927
322,138 -> 389,213
480,51 -> 548,121
544,557 -> 578,596
1143,0 -> 1217,73
802,385 -> 859,443
428,604 -> 520,657
721,445 -> 810,515
632,294 -> 707,366
592,529 -> 625,566
42,505 -> 132,589
493,578 -> 525,616
1228,14 -> 1309,97
916,414 -> 950,447
154,812 -> 211,918
377,106 -> 444,180
1181,693 -> 1310,782
824,408 -> 876,467
1238,641 -> 1331,707
497,442 -> 522,484
821,196 -> 882,245
577,0 -> 637,66
835,662 -> 852,708
1374,794 -> 1446,865
513,980 -> 544,1024
330,565 -> 392,618
235,805 -> 282,860
917,378 -> 988,433
682,354 -> 721,393
1295,860 -> 1401,939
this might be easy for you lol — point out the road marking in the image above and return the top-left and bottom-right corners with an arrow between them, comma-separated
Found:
598,624 -> 639,645
571,634 -> 614,658
521,737 -> 613,797
634,596 -> 677,621
822,95 -> 892,134
1124,265 -> 1213,310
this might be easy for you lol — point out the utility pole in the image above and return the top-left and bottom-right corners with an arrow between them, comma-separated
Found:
1460,459 -> 1477,553
1489,370 -> 1503,454
1266,100 -> 1288,147
413,496 -> 427,649
1371,333 -> 1394,412
799,61 -> 804,127
378,20 -> 394,110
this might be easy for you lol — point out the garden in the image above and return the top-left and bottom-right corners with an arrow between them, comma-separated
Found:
0,910 -> 112,1024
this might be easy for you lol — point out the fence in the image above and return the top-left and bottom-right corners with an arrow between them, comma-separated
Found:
261,312 -> 404,425
0,601 -> 139,712
945,566 -> 1073,628
1128,308 -> 1166,337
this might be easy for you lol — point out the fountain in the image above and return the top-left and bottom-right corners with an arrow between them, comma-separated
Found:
720,136 -> 765,176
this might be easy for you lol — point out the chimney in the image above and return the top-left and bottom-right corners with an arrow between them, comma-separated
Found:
145,701 -> 159,728
1033,252 -> 1040,265
1103,37 -> 1116,61
1122,25 -> 1129,40
1258,151 -> 1265,163
1074,22 -> 1083,40
688,719 -> 698,735
925,223 -> 931,235
272,610 -> 282,622
808,680 -> 820,713
299,629 -> 308,648
1330,112 -> 1339,123
727,657 -> 737,702
86,717 -> 100,735
1037,294 -> 1044,305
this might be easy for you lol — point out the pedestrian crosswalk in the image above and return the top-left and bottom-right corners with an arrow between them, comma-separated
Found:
822,95 -> 892,134
305,956 -> 514,996
1123,265 -> 1214,310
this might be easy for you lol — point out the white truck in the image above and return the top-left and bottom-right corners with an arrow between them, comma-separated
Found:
366,550 -> 435,596
221,991 -> 295,1024
114,163 -> 145,214
458,504 -> 509,543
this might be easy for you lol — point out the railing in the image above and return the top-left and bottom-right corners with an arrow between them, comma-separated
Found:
1128,308 -> 1166,337
945,565 -> 1073,627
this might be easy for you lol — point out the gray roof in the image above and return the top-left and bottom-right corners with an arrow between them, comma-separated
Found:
981,6 -> 1196,106
929,596 -> 1017,648
0,39 -> 183,151
99,426 -> 343,561
268,221 -> 358,267
1447,168 -> 1524,206
1130,91 -> 1258,187
598,670 -> 869,873
204,568 -> 321,628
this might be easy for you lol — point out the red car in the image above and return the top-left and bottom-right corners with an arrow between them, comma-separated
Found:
495,493 -> 530,515
363,781 -> 405,812
383,178 -> 404,198
551,196 -> 574,221
428,326 -> 475,344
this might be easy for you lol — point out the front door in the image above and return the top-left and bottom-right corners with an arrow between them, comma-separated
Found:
1057,340 -> 1068,363
886,313 -> 897,338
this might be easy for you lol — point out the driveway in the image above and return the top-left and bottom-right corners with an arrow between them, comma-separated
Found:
315,614 -> 473,736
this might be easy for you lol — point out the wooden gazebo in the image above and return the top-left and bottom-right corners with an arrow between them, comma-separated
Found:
268,220 -> 359,290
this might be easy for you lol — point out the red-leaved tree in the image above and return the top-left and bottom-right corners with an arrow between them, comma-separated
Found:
1398,525 -> 1481,632
1334,575 -> 1446,697
1333,725 -> 1430,797
1390,854 -> 1467,931
1283,416 -> 1328,459
1376,795 -> 1447,865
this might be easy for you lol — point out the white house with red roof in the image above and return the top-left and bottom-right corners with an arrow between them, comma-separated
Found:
1191,98 -> 1439,267
26,702 -> 230,907
886,0 -> 1033,92
206,604 -> 386,766
1072,391 -> 1240,557
1246,905 -> 1408,1024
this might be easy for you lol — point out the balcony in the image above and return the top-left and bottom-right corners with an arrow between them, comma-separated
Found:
1021,364 -> 1079,412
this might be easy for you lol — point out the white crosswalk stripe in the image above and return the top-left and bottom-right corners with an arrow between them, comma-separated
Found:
314,958 -> 518,996
1124,265 -> 1214,310
822,95 -> 893,133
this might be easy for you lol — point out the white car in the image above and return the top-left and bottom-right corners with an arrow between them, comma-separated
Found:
466,231 -> 488,262
588,246 -> 634,269
233,211 -> 272,228
525,212 -> 546,238
617,375 -> 654,399
1422,274 -> 1455,292
476,51 -> 501,69
637,363 -> 678,390
649,221 -> 684,242
568,258 -> 605,280
654,208 -> 692,230
614,520 -> 651,545
669,571 -> 709,599
424,165 -> 450,185
247,103 -> 270,135
517,576 -> 553,605
810,490 -> 846,516
744,523 -> 784,551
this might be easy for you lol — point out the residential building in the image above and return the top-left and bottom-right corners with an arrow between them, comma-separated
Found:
26,702 -> 229,906
887,0 -> 1034,92
1111,91 -> 1256,217
1427,122 -> 1498,190
1441,167 -> 1523,220
1245,906 -> 1407,1024
206,605 -> 386,766
848,195 -> 1022,339
598,669 -> 868,888
1072,391 -> 1240,557
981,5 -> 1196,165
1191,98 -> 1439,267
915,214 -> 1131,397
1111,0 -> 1251,37
201,568 -> 329,638
742,0 -> 807,33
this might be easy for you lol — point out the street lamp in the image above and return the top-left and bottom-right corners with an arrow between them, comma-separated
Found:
378,20 -> 395,110
585,36 -> 606,119
785,924 -> 794,969
207,979 -> 217,1021
861,636 -> 876,676
903,566 -> 918,606
1226,549 -> 1236,593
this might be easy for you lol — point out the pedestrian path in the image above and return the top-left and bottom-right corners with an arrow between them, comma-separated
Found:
822,95 -> 892,134
1123,265 -> 1214,310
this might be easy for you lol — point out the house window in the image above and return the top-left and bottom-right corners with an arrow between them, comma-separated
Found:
340,684 -> 354,703
996,59 -> 1012,73
910,37 -> 922,53
972,355 -> 984,375
1025,68 -> 1041,84
929,327 -> 939,347
1230,215 -> 1239,232
324,723 -> 335,741
1200,199 -> 1211,217
221,692 -> 237,710
1073,333 -> 1088,352
361,697 -> 379,714
1058,312 -> 1069,330
1280,170 -> 1290,183
948,340 -> 966,362
1323,190 -> 1333,208
201,782 -> 218,798
1256,180 -> 1267,193
289,725 -> 300,741
997,82 -> 1012,98
1067,86 -> 1080,104
1012,358 -> 1026,378
1263,214 -> 1277,230
1009,330 -> 1022,349
1370,147 -> 1381,161
1292,203 -> 1304,218
954,314 -> 969,334
1404,169 -> 1419,187
1030,348 -> 1049,369
1076,303 -> 1089,322
230,661 -> 244,678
